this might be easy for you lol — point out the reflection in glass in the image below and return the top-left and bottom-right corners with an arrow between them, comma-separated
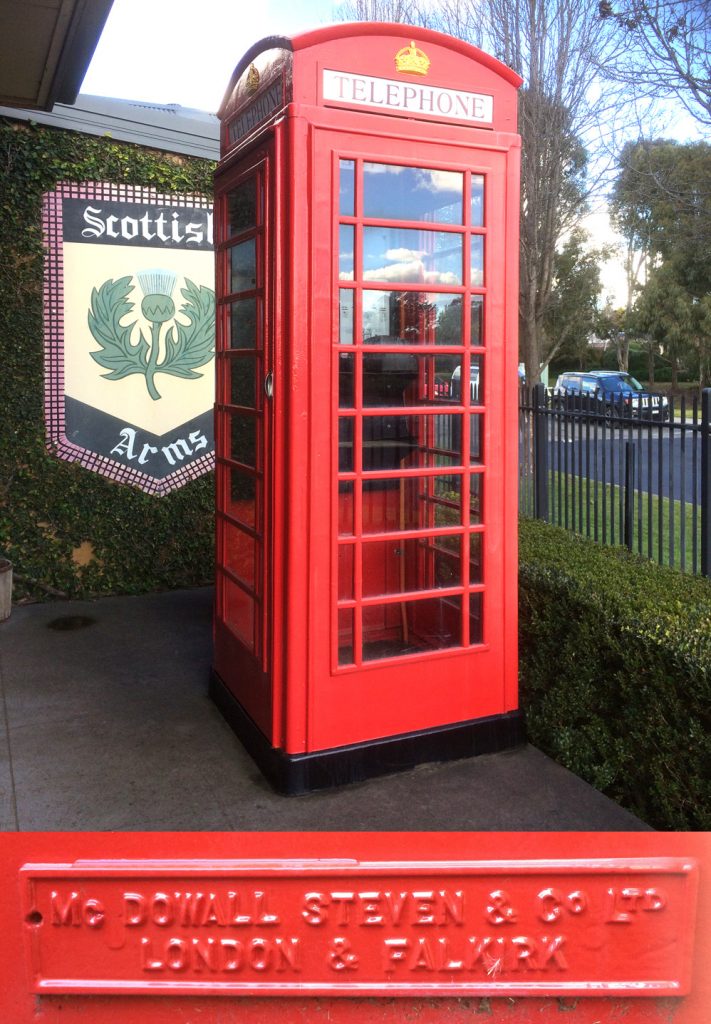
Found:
470,296 -> 483,346
449,355 -> 483,404
362,291 -> 464,345
339,159 -> 355,216
362,353 -> 460,407
362,596 -> 461,659
230,355 -> 256,407
363,163 -> 462,224
339,224 -> 354,279
230,414 -> 257,468
228,179 -> 257,236
470,175 -> 484,227
229,298 -> 257,349
339,289 -> 354,344
469,591 -> 483,644
470,235 -> 484,286
363,227 -> 462,285
230,238 -> 256,293
339,353 -> 355,408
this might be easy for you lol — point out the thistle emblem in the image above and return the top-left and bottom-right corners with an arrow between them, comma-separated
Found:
394,41 -> 431,76
87,270 -> 215,401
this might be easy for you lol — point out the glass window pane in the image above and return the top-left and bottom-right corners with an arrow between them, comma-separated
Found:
469,591 -> 483,644
229,298 -> 257,349
362,595 -> 461,659
471,235 -> 484,286
227,179 -> 257,236
229,355 -> 256,407
362,536 -> 461,597
362,413 -> 464,471
470,532 -> 483,584
227,469 -> 257,528
362,291 -> 464,345
340,159 -> 355,217
339,352 -> 355,408
470,175 -> 484,227
338,486 -> 354,535
338,607 -> 354,665
470,474 -> 483,524
222,576 -> 255,652
339,417 -> 354,472
363,353 -> 460,407
339,289 -> 354,344
230,238 -> 256,293
470,414 -> 483,464
363,163 -> 463,224
339,543 -> 354,600
339,224 -> 354,279
230,414 -> 257,468
470,296 -> 483,345
223,520 -> 256,587
363,227 -> 462,286
360,475 -> 465,534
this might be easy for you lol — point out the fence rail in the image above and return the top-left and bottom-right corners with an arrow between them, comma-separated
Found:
519,384 -> 711,576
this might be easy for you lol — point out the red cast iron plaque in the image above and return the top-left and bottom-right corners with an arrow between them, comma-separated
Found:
21,857 -> 697,998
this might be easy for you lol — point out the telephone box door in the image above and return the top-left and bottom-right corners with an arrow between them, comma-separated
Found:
214,142 -> 276,741
307,131 -> 517,751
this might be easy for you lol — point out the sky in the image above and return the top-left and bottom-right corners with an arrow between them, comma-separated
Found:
81,0 -> 703,309
81,0 -> 339,112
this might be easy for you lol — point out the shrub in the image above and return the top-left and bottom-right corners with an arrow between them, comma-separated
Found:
519,518 -> 711,830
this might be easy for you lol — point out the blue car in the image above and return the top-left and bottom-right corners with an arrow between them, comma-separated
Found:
553,371 -> 670,421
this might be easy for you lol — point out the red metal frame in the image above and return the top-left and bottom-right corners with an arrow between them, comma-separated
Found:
213,24 -> 523,770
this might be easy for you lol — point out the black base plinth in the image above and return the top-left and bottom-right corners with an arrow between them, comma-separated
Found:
210,670 -> 526,795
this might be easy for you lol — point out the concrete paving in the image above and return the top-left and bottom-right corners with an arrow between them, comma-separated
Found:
0,587 -> 649,831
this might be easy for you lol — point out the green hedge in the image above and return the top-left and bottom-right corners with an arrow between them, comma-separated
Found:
0,119 -> 216,601
519,518 -> 711,830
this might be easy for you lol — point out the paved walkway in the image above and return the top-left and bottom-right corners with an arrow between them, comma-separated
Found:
0,588 -> 649,831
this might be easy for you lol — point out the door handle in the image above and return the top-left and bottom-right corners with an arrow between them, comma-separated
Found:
264,370 -> 274,399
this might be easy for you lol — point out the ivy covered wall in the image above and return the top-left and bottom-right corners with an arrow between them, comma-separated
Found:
0,118 -> 217,601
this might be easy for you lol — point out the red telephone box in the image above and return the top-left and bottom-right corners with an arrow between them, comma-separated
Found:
211,23 -> 524,792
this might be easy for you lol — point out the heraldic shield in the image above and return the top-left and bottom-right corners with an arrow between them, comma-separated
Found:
43,182 -> 215,496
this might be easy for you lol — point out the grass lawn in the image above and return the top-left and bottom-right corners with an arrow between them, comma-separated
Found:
524,471 -> 703,574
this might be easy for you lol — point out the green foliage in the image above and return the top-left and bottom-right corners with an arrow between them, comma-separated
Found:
519,518 -> 711,829
543,227 -> 607,367
0,118 -> 217,600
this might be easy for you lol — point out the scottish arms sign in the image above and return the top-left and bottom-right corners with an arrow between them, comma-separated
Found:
43,183 -> 215,495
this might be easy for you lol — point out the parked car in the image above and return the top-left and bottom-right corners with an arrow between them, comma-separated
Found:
552,370 -> 670,420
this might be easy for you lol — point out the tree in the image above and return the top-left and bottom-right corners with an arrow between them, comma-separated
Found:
611,139 -> 711,387
543,227 -> 607,368
598,1 -> 711,126
612,140 -> 711,285
337,0 -> 621,384
632,264 -> 697,389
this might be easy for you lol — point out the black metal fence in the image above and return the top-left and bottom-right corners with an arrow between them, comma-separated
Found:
519,384 -> 711,576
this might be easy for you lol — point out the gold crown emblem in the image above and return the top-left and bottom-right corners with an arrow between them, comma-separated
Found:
246,64 -> 260,94
394,40 -> 431,76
